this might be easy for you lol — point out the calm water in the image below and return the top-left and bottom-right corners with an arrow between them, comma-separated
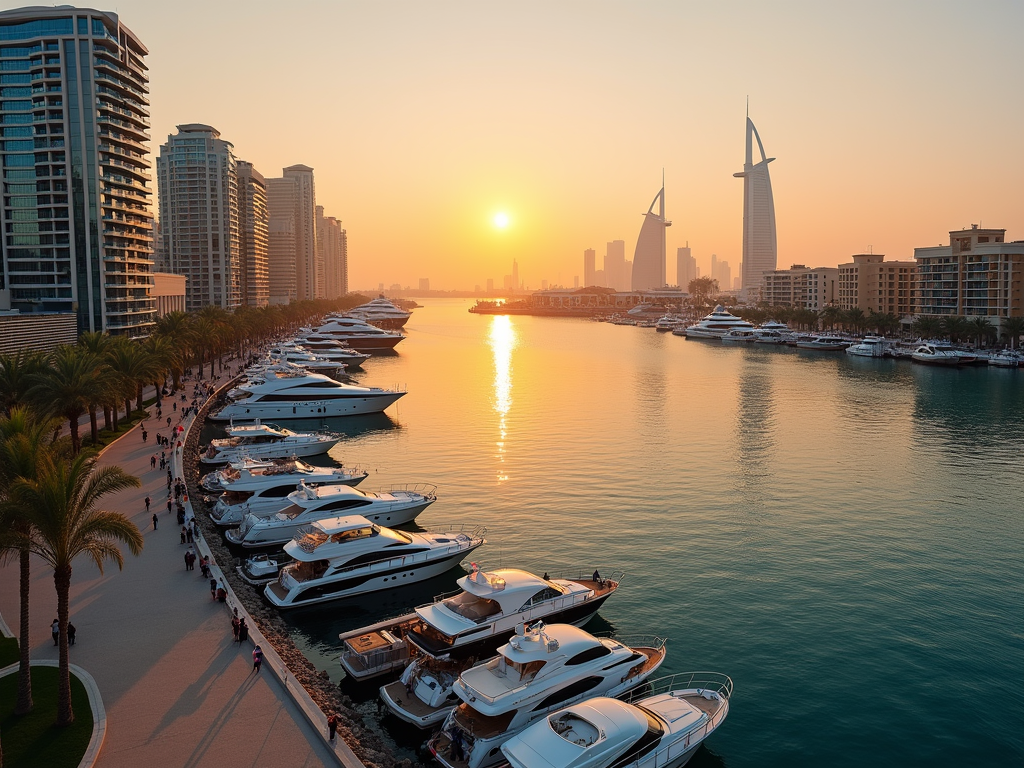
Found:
233,300 -> 1024,766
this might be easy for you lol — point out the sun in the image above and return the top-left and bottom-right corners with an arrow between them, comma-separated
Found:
493,212 -> 510,229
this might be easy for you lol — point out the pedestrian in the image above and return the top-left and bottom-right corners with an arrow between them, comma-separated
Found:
200,556 -> 210,578
328,713 -> 339,743
142,428 -> 148,443
51,618 -> 59,646
238,617 -> 249,644
156,407 -> 162,418
186,526 -> 194,544
173,401 -> 177,412
152,513 -> 158,530
167,416 -> 172,428
68,622 -> 76,646
252,644 -> 263,674
180,526 -> 187,544
145,495 -> 151,513
216,583 -> 227,602
210,577 -> 218,600
150,455 -> 156,469
184,547 -> 193,570
166,498 -> 172,516
231,611 -> 240,642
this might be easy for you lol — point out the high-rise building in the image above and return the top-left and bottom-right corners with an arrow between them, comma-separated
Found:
266,165 -> 317,302
734,113 -> 778,298
838,254 -> 915,318
265,177 -> 297,305
157,124 -> 240,311
315,205 -> 346,300
631,184 -> 671,290
511,259 -> 519,291
235,161 -> 269,307
0,7 -> 155,335
676,244 -> 696,290
486,278 -> 494,292
418,278 -> 430,291
583,248 -> 597,287
605,239 -> 628,291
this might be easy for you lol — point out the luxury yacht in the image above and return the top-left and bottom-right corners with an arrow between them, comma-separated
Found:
263,517 -> 485,608
427,623 -> 667,768
313,316 -> 405,352
207,461 -> 368,527
340,568 -> 620,682
265,347 -> 344,379
224,482 -> 437,548
654,316 -> 682,333
845,336 -> 892,358
290,336 -> 372,368
988,349 -> 1022,368
346,297 -> 413,329
237,552 -> 295,585
910,343 -> 962,366
720,328 -> 757,343
752,329 -> 788,345
209,369 -> 405,421
500,672 -> 733,768
200,422 -> 340,465
677,306 -> 755,339
794,335 -> 849,351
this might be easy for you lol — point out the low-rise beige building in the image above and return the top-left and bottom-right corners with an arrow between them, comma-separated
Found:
760,265 -> 838,310
151,272 -> 187,318
0,311 -> 78,355
838,254 -> 916,318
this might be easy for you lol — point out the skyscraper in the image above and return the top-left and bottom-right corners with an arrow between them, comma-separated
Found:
734,112 -> 778,298
236,160 -> 269,307
676,244 -> 696,290
631,184 -> 671,291
511,259 -> 519,291
316,205 -> 347,300
266,177 -> 297,305
0,7 -> 155,335
583,248 -> 596,287
605,240 -> 628,291
157,124 -> 240,311
283,165 -> 317,300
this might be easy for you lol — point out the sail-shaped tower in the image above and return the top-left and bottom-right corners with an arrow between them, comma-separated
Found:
630,183 -> 672,291
734,114 -> 778,298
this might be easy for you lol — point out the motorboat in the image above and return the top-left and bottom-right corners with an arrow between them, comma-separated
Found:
200,422 -> 340,465
340,568 -> 620,682
207,461 -> 369,527
237,552 -> 294,585
678,306 -> 755,339
911,343 -> 962,366
988,349 -> 1022,368
795,335 -> 849,351
654,316 -> 681,333
224,481 -> 437,548
346,296 -> 413,329
753,329 -> 788,345
720,328 -> 757,343
202,456 -> 365,495
202,456 -> 278,491
427,622 -> 667,768
263,517 -> 485,608
845,336 -> 892,358
500,672 -> 733,768
265,346 -> 344,379
208,369 -> 405,421
759,320 -> 789,332
290,336 -> 371,368
313,316 -> 405,352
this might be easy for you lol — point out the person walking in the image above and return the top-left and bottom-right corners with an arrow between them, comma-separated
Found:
231,609 -> 240,642
142,428 -> 148,443
180,526 -> 187,544
145,495 -> 151,513
209,577 -> 218,601
238,617 -> 249,644
186,526 -> 194,544
252,644 -> 263,674
150,455 -> 156,469
166,498 -> 172,516
328,713 -> 339,743
50,618 -> 59,646
152,513 -> 158,530
184,547 -> 194,571
68,623 -> 77,646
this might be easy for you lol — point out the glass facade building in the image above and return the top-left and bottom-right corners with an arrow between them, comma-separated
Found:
0,7 -> 154,335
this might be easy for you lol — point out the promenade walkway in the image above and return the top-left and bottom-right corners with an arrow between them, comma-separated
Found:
0,374 -> 340,767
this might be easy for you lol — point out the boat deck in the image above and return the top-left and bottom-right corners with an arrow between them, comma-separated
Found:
681,692 -> 727,720
381,680 -> 447,720
631,646 -> 667,678
452,706 -> 516,739
572,578 -> 617,598
266,581 -> 289,601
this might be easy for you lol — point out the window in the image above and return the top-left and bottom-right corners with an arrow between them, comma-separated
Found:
565,644 -> 612,666
531,677 -> 604,711
0,18 -> 74,40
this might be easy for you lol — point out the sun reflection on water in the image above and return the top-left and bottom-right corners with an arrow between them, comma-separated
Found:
489,315 -> 517,482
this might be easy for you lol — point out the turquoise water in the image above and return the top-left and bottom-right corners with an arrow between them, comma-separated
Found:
251,299 -> 1023,766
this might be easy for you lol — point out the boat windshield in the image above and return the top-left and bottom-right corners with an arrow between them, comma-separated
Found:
442,592 -> 502,621
330,525 -> 378,543
487,655 -> 546,683
277,503 -> 304,519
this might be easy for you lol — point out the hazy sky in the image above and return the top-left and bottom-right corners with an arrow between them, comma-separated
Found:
104,0 -> 1024,289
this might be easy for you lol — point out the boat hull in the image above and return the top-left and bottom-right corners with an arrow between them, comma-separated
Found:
209,392 -> 404,421
225,501 -> 430,548
200,438 -> 339,464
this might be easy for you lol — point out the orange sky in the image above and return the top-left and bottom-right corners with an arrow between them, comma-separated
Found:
125,0 -> 1024,289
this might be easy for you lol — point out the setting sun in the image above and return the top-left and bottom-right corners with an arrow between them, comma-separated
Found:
493,212 -> 510,229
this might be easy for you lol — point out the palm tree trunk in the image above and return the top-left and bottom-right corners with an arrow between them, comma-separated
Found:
89,407 -> 99,445
136,384 -> 144,413
124,398 -> 132,421
111,406 -> 118,433
54,564 -> 74,726
68,414 -> 81,455
15,546 -> 33,715
103,406 -> 112,431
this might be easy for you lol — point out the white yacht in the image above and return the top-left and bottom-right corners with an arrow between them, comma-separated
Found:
200,422 -> 340,465
347,296 -> 413,329
720,328 -> 757,343
677,306 -> 755,339
201,456 -> 278,491
265,347 -> 344,379
911,343 -> 962,366
263,516 -> 485,608
313,316 -> 405,352
752,329 -> 788,345
428,623 -> 667,768
237,552 -> 294,585
225,482 -> 437,548
794,335 -> 849,351
988,349 -> 1022,368
500,672 -> 733,768
760,320 -> 789,332
845,336 -> 892,358
207,462 -> 369,527
340,568 -> 620,682
291,336 -> 371,368
209,369 -> 405,421
654,316 -> 681,333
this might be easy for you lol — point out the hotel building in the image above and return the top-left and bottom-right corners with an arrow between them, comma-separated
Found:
760,265 -> 838,311
0,7 -> 155,335
631,184 -> 670,291
735,114 -> 778,299
837,254 -> 916,318
236,160 -> 269,307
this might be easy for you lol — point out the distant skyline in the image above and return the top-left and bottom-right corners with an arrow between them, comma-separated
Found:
107,0 -> 1024,289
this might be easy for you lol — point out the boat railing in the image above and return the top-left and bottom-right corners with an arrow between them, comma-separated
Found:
378,482 -> 438,499
619,671 -> 733,704
592,633 -> 666,652
546,568 -> 625,588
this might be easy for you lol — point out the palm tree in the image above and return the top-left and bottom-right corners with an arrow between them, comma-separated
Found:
844,307 -> 866,333
999,316 -> 1024,349
941,315 -> 972,343
143,335 -> 176,408
0,407 -> 65,718
17,452 -> 142,726
911,315 -> 942,339
105,340 -> 160,415
687,277 -> 719,311
153,311 -> 193,390
968,317 -> 994,348
26,347 -> 101,455
0,349 -> 46,416
189,317 -> 217,379
819,306 -> 842,331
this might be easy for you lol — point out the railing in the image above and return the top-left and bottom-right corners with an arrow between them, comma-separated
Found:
545,568 -> 625,586
378,482 -> 437,499
619,671 -> 733,705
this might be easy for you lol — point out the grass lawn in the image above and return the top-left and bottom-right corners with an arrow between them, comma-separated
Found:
0,666 -> 92,768
0,636 -> 17,668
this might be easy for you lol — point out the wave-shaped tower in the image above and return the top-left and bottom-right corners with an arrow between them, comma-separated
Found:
631,184 -> 672,291
734,115 -> 778,298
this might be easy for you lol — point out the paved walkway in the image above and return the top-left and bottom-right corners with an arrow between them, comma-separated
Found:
0,365 -> 339,767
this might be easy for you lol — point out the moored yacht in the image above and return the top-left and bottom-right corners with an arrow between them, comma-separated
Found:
209,369 -> 405,421
720,328 -> 757,343
988,349 -> 1022,368
314,316 -> 405,352
266,346 -> 344,379
678,306 -> 755,339
500,672 -> 733,768
340,568 -> 620,682
911,343 -> 962,366
290,336 -> 372,368
200,422 -> 339,465
427,622 -> 668,768
225,482 -> 437,548
753,329 -> 788,345
794,335 -> 849,351
263,516 -> 485,608
845,336 -> 892,358
347,296 -> 413,329
654,316 -> 682,332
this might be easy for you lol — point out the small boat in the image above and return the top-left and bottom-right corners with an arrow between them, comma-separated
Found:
988,349 -> 1022,368
225,482 -> 437,548
237,552 -> 295,585
845,336 -> 892,358
911,343 -> 962,366
720,328 -> 757,343
201,456 -> 278,491
427,622 -> 667,768
500,672 -> 733,768
795,335 -> 849,351
200,421 -> 340,465
753,329 -> 788,345
263,517 -> 485,608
